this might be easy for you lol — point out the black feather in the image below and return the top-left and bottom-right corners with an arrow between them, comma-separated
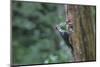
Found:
59,31 -> 73,51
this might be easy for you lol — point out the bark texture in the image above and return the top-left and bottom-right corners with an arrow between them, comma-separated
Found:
66,5 -> 96,61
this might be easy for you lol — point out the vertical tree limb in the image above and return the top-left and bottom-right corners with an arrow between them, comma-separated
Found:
65,5 -> 96,61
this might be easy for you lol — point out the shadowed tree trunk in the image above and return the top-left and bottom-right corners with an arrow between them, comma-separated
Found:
65,5 -> 96,62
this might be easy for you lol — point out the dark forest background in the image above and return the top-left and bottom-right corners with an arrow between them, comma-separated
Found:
12,1 -> 73,65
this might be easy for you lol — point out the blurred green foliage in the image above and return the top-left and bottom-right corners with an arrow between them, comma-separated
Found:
12,1 -> 73,65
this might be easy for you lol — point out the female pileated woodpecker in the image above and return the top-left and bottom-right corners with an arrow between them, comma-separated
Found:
56,22 -> 73,51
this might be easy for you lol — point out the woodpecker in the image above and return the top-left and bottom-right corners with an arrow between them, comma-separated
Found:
56,22 -> 73,51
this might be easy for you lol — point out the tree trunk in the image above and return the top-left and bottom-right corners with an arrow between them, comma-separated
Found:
65,5 -> 96,62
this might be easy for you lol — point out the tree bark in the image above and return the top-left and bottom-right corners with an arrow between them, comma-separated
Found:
65,5 -> 96,61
